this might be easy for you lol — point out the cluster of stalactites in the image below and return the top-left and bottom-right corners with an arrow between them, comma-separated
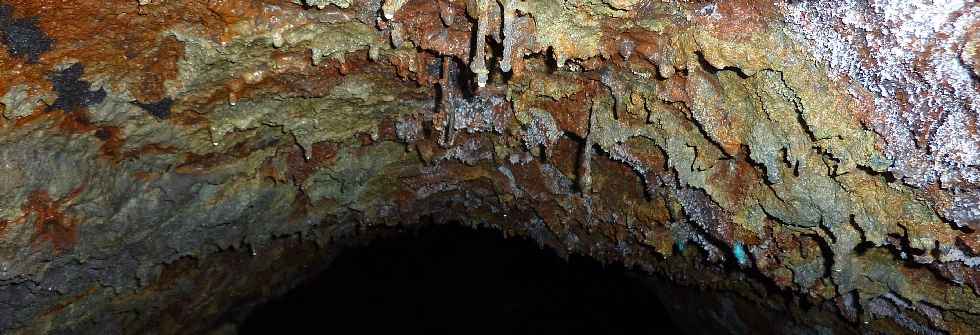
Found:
470,0 -> 520,88
382,0 -> 522,89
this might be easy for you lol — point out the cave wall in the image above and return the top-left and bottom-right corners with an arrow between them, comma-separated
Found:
0,0 -> 978,334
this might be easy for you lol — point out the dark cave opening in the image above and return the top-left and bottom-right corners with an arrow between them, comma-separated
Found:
240,224 -> 683,334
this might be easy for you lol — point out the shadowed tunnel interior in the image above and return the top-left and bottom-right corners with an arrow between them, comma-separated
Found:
241,224 -> 683,334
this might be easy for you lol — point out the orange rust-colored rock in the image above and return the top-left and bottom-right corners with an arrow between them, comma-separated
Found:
20,187 -> 84,253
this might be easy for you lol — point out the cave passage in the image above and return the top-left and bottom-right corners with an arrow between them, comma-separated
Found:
240,224 -> 683,334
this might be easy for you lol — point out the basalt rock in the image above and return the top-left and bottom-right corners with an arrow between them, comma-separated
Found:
0,0 -> 977,334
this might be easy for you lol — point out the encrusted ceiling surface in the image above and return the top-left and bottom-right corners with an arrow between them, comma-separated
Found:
0,0 -> 977,333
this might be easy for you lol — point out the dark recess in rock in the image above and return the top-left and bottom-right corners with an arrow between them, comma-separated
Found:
0,3 -> 52,64
46,63 -> 106,113
241,224 -> 682,334
132,97 -> 174,119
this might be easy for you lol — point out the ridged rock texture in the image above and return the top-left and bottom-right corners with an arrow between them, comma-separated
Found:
0,0 -> 978,334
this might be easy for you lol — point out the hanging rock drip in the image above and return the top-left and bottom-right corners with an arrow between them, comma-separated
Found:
468,0 -> 491,88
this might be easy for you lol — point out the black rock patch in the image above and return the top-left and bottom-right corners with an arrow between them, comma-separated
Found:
93,127 -> 112,141
0,4 -> 10,25
133,97 -> 174,119
0,3 -> 53,64
46,63 -> 107,113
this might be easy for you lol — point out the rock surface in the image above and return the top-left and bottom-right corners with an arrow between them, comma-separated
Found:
0,0 -> 977,333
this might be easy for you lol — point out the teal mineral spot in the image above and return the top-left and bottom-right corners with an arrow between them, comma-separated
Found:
733,241 -> 749,267
675,240 -> 686,253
